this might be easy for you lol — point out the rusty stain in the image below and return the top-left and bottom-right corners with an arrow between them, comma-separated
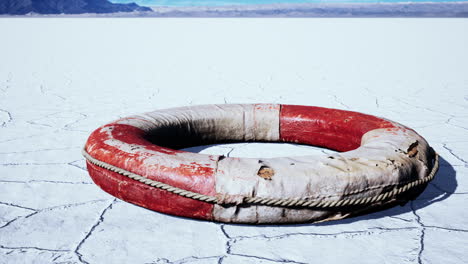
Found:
407,141 -> 419,157
257,166 -> 275,180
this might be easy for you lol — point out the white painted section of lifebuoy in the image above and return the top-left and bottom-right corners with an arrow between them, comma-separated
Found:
113,104 -> 280,142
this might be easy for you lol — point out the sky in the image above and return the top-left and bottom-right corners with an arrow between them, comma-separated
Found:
110,0 -> 468,6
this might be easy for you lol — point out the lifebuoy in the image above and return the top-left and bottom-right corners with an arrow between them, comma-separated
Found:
83,104 -> 438,224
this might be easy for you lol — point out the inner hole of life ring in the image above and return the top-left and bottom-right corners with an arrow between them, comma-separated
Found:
181,142 -> 338,159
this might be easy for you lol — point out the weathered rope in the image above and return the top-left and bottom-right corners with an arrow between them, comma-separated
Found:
82,148 -> 439,208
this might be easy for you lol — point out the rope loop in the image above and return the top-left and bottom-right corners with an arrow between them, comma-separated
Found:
82,148 -> 439,208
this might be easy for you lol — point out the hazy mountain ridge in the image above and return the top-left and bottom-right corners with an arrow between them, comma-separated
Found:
0,0 -> 152,14
1,1 -> 467,16
146,2 -> 468,17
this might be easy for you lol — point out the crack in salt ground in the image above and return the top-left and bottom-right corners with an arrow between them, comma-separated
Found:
389,215 -> 414,223
45,199 -> 108,213
0,180 -> 93,185
38,84 -> 66,101
443,143 -> 468,166
448,122 -> 468,131
0,211 -> 38,229
175,256 -> 224,264
445,116 -> 468,131
145,257 -> 171,264
0,159 -> 86,170
0,201 -> 37,211
26,120 -> 53,128
0,200 -> 109,230
411,201 -> 425,264
0,245 -> 69,253
228,252 -> 308,264
217,224 -> 231,263
0,147 -> 81,155
0,162 -> 75,166
0,73 -> 11,92
405,206 -> 468,261
225,148 -> 234,158
332,95 -> 350,109
392,97 -> 454,117
425,225 -> 468,233
68,160 -> 87,171
145,255 -> 224,264
0,109 -> 13,128
63,112 -> 88,132
74,199 -> 116,264
228,227 -> 417,241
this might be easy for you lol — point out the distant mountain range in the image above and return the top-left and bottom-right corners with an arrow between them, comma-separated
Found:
148,2 -> 468,17
1,0 -> 467,16
0,0 -> 152,15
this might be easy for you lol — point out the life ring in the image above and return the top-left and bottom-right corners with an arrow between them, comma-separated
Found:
83,104 -> 438,224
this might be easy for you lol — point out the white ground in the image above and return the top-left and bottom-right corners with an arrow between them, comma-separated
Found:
0,18 -> 467,264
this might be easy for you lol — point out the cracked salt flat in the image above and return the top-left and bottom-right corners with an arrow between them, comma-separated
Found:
0,19 -> 467,264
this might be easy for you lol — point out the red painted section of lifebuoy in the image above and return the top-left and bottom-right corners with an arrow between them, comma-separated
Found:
86,162 -> 214,219
85,121 -> 216,220
279,105 -> 398,152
